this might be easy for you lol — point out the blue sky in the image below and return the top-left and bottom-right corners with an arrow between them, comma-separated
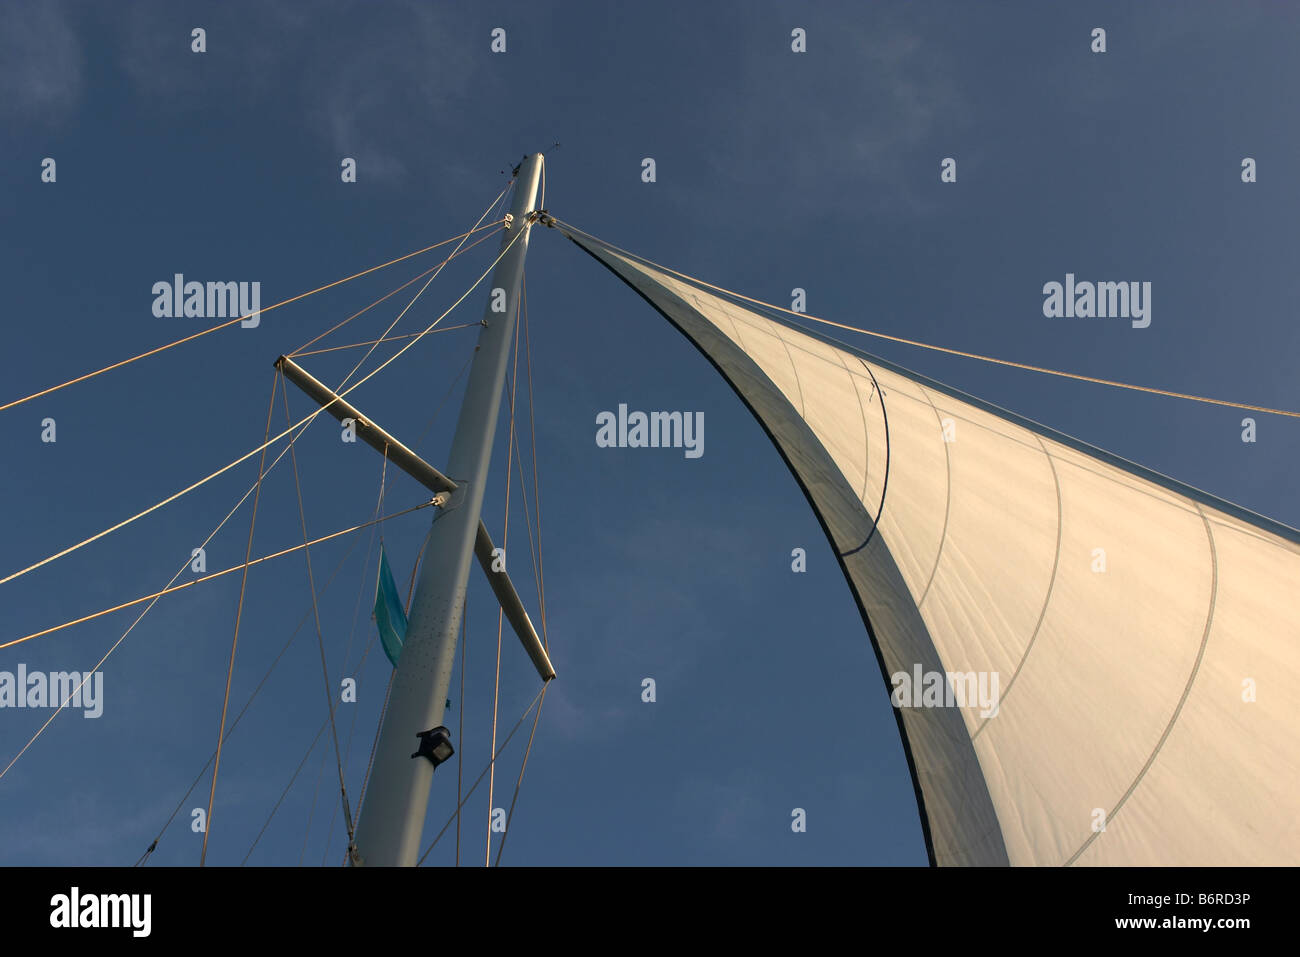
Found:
0,0 -> 1296,866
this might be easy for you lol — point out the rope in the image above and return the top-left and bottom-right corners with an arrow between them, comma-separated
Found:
242,718 -> 329,865
2,501 -> 434,652
0,223 -> 527,591
0,423 -> 310,785
413,350 -> 476,450
320,184 -> 516,398
258,619 -> 390,867
134,524 -> 369,865
200,370 -> 280,866
511,430 -> 541,637
322,608 -> 387,866
0,224 -> 502,415
484,290 -> 523,865
554,218 -> 1300,420
522,283 -> 548,647
492,683 -> 548,866
456,598 -> 467,866
290,322 -> 477,358
416,684 -> 546,866
282,385 -> 356,845
289,221 -> 506,358
353,671 -> 394,847
504,280 -> 543,643
299,748 -> 329,866
340,451 -> 397,861
489,273 -> 550,867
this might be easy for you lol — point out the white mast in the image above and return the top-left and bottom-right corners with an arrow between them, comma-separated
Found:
350,153 -> 544,866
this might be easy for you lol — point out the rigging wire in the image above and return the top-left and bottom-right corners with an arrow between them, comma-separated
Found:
348,354 -> 475,862
521,282 -> 549,647
200,369 -> 281,866
288,221 -> 505,358
455,598 -> 467,866
250,619 -> 392,866
11,225 -> 479,777
0,421 -> 314,784
484,289 -> 524,865
134,525 -> 370,865
130,182 -> 527,865
493,683 -> 549,866
0,222 -> 503,415
491,270 -> 551,866
413,350 -> 476,450
243,719 -> 329,865
301,452 -> 388,864
290,322 -> 477,358
319,446 -> 390,866
553,218 -> 1300,420
0,223 -> 528,592
282,385 -> 356,848
2,501 -> 435,652
416,683 -> 546,866
299,745 -> 329,865
314,177 -> 517,400
260,627 -> 389,867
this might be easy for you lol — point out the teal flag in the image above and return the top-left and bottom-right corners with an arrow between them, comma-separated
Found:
374,545 -> 408,668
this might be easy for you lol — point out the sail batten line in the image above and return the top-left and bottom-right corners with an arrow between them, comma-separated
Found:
971,432 -> 1064,741
1064,504 -> 1220,866
914,383 -> 953,609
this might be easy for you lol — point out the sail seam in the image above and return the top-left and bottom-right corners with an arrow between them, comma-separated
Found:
972,432 -> 1064,741
769,325 -> 809,418
1063,502 -> 1219,865
915,384 -> 953,609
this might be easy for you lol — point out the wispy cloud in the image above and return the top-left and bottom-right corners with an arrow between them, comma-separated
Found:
700,12 -> 969,219
0,0 -> 83,126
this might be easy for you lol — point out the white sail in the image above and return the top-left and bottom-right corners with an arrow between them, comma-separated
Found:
567,229 -> 1300,866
